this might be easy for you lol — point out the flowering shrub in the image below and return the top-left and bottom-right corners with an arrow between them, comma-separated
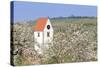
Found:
42,19 -> 97,63
11,18 -> 97,65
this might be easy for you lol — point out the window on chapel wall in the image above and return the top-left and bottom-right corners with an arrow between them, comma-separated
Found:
47,25 -> 50,30
47,32 -> 50,37
38,32 -> 40,37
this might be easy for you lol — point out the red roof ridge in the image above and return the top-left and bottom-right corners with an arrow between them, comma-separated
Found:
32,18 -> 48,31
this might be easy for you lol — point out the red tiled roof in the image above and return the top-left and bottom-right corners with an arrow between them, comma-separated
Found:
32,18 -> 48,31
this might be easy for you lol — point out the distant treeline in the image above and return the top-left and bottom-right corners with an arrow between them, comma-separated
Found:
13,16 -> 97,24
50,16 -> 97,20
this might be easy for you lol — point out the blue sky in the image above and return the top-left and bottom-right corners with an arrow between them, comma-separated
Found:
11,1 -> 97,22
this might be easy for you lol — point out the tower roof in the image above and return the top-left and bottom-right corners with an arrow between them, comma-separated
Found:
33,18 -> 48,31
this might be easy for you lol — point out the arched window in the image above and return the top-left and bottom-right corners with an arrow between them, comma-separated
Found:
38,32 -> 40,37
47,32 -> 50,37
